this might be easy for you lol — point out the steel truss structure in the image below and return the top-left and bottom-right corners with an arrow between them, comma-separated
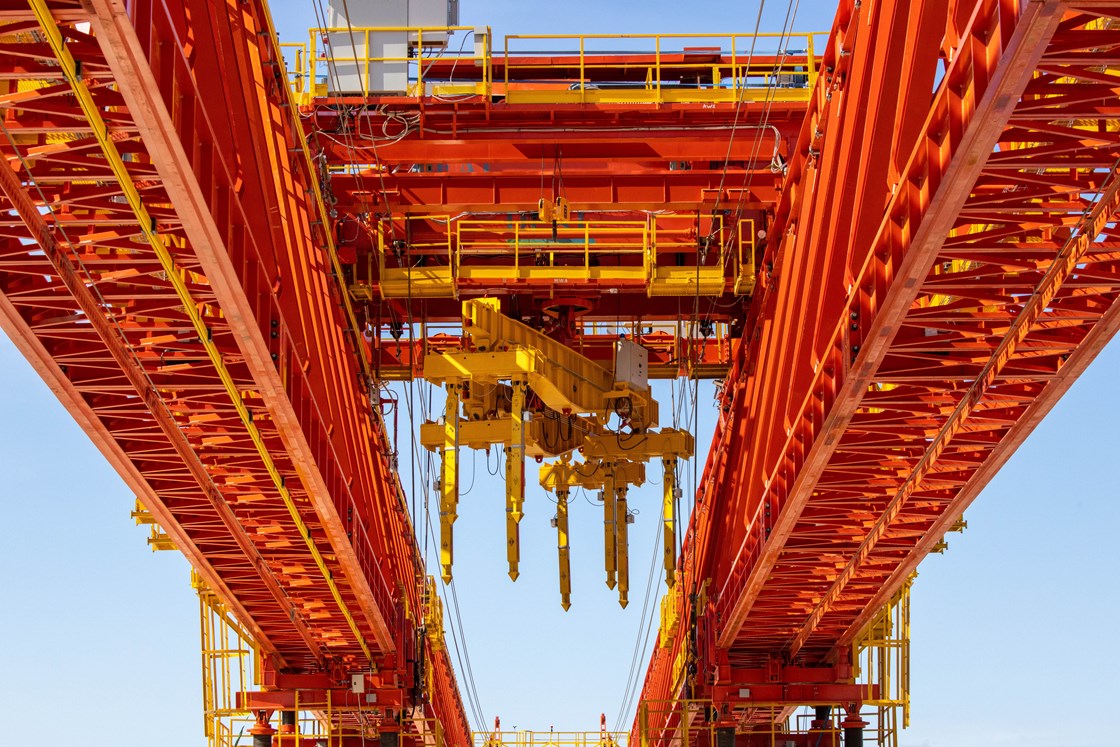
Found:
0,0 -> 1118,745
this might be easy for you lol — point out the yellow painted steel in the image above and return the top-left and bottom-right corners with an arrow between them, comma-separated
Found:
375,215 -> 757,300
662,457 -> 678,587
302,26 -> 493,99
194,572 -> 258,747
505,378 -> 527,581
131,499 -> 176,551
501,32 -> 820,105
424,298 -> 693,601
540,457 -> 585,609
734,218 -> 758,295
852,575 -> 914,730
472,730 -> 628,747
658,584 -> 681,648
423,576 -> 446,652
615,484 -> 630,609
555,489 -> 572,610
636,699 -> 715,747
580,430 -> 694,589
290,26 -> 817,105
440,384 -> 460,583
602,468 -> 618,592
28,0 -> 375,661
458,299 -> 658,428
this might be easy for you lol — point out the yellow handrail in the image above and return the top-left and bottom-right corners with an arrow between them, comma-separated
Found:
287,27 -> 822,104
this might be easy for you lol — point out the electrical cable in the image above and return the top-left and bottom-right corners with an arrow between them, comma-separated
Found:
612,495 -> 669,733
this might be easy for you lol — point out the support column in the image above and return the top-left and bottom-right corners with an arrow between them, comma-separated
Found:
842,704 -> 867,746
250,711 -> 275,747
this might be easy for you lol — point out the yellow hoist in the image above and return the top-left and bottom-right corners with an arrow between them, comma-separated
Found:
421,298 -> 693,609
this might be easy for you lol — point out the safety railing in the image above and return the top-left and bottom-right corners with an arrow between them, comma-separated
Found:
473,731 -> 629,747
194,571 -> 259,747
456,218 -> 649,279
635,699 -> 714,747
282,28 -> 822,105
852,576 -> 913,731
279,42 -> 308,95
301,26 -> 492,98
374,215 -> 757,299
501,32 -> 822,105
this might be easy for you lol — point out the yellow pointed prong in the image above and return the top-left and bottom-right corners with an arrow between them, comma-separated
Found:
506,496 -> 521,582
616,484 -> 630,609
602,466 -> 617,590
556,489 -> 571,610
662,456 -> 677,588
440,384 -> 460,584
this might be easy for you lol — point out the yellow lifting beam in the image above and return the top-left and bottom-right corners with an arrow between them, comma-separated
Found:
422,298 -> 696,601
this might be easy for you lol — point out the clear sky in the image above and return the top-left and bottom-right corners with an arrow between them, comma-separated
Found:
1,2 -> 1118,747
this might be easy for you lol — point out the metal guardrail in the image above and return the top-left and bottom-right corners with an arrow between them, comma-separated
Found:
373,215 -> 756,299
283,27 -> 821,105
502,32 -> 822,105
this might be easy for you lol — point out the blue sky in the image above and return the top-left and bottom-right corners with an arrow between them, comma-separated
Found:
1,2 -> 1118,746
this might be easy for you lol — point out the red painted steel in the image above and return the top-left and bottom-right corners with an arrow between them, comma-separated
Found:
2,0 -> 1119,741
0,0 -> 468,742
633,0 -> 1120,735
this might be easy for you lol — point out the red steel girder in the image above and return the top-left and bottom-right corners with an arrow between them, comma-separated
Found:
696,0 -> 1120,670
635,0 -> 1120,732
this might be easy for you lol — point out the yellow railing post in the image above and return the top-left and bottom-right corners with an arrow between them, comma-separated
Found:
417,28 -> 424,95
580,36 -> 586,103
655,36 -> 661,101
729,34 -> 736,95
584,222 -> 591,278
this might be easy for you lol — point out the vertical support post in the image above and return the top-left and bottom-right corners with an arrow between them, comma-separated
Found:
556,488 -> 571,610
602,465 -> 617,590
662,456 -> 677,587
416,28 -> 424,96
842,705 -> 867,747
616,483 -> 630,609
440,383 -> 460,583
505,378 -> 526,581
